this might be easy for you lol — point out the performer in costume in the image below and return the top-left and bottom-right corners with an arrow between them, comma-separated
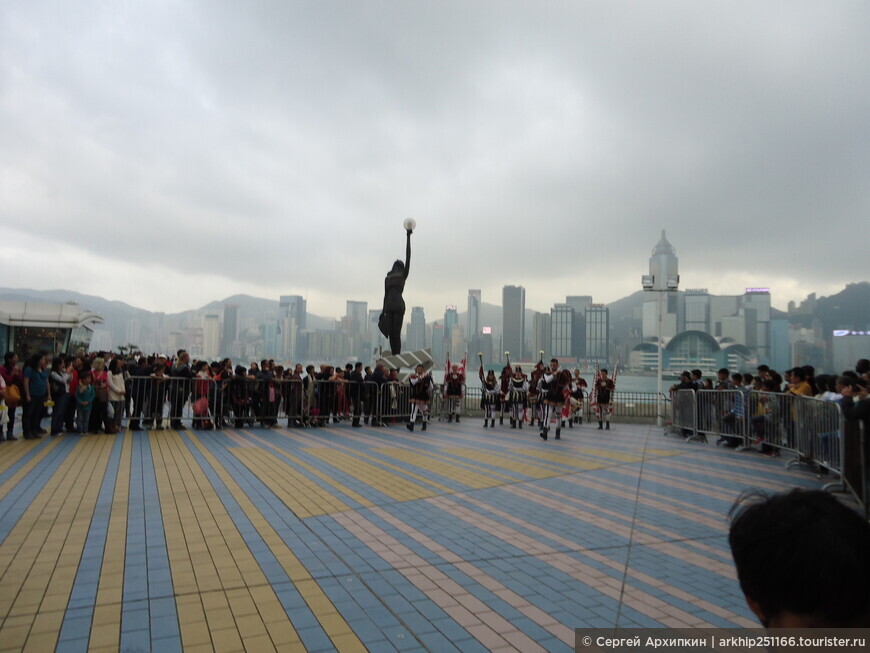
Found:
444,364 -> 464,423
527,358 -> 546,428
479,357 -> 500,428
539,358 -> 569,440
569,369 -> 588,426
378,224 -> 412,355
498,361 -> 512,425
508,366 -> 528,429
593,368 -> 616,430
406,364 -> 434,432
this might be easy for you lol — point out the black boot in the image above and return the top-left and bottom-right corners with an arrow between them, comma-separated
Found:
406,421 -> 414,432
540,427 -> 548,441
421,420 -> 427,432
455,416 -> 460,423
499,416 -> 504,426
598,422 -> 603,430
448,414 -> 453,423
555,426 -> 561,439
510,418 -> 516,429
605,422 -> 610,430
352,417 -> 361,428
518,420 -> 523,430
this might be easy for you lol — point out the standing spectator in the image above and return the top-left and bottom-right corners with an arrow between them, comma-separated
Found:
89,357 -> 114,434
64,356 -> 82,433
107,357 -> 127,432
23,352 -> 52,439
75,372 -> 95,435
1,352 -> 23,440
169,350 -> 192,429
49,356 -> 71,437
593,368 -> 615,430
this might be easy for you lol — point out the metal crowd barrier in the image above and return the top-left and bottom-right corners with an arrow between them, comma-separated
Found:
667,388 -> 705,442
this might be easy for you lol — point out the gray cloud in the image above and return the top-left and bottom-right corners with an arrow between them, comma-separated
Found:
1,1 -> 867,317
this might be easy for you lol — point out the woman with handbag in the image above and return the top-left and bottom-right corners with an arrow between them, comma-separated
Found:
0,352 -> 23,441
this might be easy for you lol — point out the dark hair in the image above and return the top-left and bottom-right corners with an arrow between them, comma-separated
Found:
234,365 -> 246,376
718,368 -> 729,376
857,359 -> 870,375
600,368 -> 608,374
691,369 -> 703,378
731,373 -> 742,383
729,489 -> 870,626
757,364 -> 770,373
791,367 -> 807,381
761,379 -> 778,391
3,351 -> 16,365
743,373 -> 754,385
108,358 -> 122,374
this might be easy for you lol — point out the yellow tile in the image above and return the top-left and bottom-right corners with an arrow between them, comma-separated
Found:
210,627 -> 244,653
318,612 -> 352,636
180,620 -> 212,647
22,631 -> 58,653
331,632 -> 369,653
242,634 -> 277,653
89,622 -> 121,648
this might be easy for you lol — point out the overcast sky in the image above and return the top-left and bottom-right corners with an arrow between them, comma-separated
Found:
1,1 -> 867,319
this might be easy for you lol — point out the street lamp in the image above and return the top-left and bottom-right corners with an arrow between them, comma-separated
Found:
642,273 -> 679,426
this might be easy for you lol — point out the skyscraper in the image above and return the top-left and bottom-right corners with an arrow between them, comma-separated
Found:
467,289 -> 481,348
408,306 -> 426,350
531,312 -> 551,361
279,295 -> 306,329
444,306 -> 459,359
585,304 -> 609,363
502,285 -> 525,361
203,314 -> 220,361
550,304 -> 574,359
222,303 -> 238,356
345,301 -> 368,335
642,232 -> 680,340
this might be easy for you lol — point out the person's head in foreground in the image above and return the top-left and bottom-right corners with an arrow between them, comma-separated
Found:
729,488 -> 870,628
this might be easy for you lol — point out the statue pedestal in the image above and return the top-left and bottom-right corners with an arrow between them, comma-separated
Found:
377,349 -> 434,374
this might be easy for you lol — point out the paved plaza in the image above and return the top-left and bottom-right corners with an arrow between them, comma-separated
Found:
0,417 -> 827,652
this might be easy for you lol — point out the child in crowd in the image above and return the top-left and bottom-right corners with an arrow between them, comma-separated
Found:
76,372 -> 94,435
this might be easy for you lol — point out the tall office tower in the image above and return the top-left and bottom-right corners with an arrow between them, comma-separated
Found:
222,303 -> 239,356
684,290 -> 710,334
443,306 -> 459,360
565,295 -> 590,358
408,306 -> 426,350
642,231 -> 680,340
345,301 -> 368,335
279,295 -> 307,329
467,289 -> 481,349
550,304 -> 575,359
431,323 -> 445,363
742,288 -> 771,362
531,312 -> 551,361
502,285 -> 526,361
585,304 -> 610,363
203,314 -> 221,361
368,309 -> 386,359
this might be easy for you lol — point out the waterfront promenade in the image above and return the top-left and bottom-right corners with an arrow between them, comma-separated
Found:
0,420 -> 827,652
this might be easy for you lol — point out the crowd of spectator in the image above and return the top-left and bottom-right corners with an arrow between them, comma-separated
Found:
0,349 -> 418,440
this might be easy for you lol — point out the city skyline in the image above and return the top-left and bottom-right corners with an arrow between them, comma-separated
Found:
2,3 -> 867,319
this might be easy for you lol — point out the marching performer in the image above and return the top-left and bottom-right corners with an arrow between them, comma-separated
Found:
508,366 -> 528,429
444,363 -> 465,423
569,369 -> 588,426
406,364 -> 434,432
539,358 -> 570,440
527,352 -> 546,428
498,357 -> 512,425
479,356 -> 500,428
592,367 -> 616,430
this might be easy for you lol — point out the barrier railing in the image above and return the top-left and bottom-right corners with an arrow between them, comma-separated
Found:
668,389 -> 704,442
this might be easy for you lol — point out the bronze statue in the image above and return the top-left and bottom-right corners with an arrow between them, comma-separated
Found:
378,221 -> 414,354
